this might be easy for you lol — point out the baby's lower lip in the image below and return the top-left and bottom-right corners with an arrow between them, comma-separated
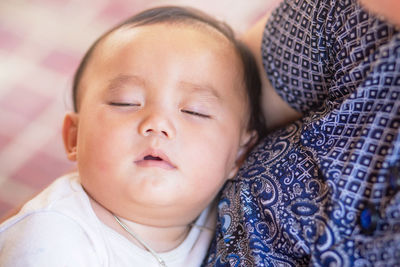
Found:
134,159 -> 176,170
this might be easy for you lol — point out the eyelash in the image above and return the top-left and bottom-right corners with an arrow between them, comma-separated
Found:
181,110 -> 211,118
109,103 -> 211,118
109,102 -> 140,107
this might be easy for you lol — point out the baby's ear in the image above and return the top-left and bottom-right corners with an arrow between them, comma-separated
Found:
227,130 -> 258,179
62,112 -> 79,161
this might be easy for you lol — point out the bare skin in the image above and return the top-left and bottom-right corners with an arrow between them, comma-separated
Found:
241,9 -> 302,131
63,24 -> 253,252
358,0 -> 400,26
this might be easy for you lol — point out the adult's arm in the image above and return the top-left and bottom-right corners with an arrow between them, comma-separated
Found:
242,0 -> 400,131
241,9 -> 301,131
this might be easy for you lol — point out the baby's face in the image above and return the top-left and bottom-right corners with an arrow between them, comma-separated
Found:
64,24 -> 251,226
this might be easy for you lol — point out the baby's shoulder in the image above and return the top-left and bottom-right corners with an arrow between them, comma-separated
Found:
0,173 -> 105,266
0,211 -> 102,266
1,209 -> 89,237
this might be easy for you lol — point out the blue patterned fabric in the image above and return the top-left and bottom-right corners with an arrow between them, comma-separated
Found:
204,0 -> 400,266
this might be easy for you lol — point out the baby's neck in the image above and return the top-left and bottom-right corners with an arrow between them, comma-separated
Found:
88,196 -> 190,252
114,216 -> 190,252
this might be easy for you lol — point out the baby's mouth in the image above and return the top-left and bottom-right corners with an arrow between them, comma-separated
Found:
135,151 -> 176,170
143,155 -> 162,161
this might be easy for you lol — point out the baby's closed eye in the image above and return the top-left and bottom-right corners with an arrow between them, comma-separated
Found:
109,102 -> 141,107
181,109 -> 211,118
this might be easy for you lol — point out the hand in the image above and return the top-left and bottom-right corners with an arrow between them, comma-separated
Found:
358,0 -> 400,26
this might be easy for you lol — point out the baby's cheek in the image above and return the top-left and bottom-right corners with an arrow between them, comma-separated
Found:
202,135 -> 236,174
78,129 -> 117,171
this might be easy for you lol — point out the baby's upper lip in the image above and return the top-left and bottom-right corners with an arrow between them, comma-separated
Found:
135,149 -> 176,168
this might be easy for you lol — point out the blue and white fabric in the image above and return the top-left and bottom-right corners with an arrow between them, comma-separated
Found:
205,0 -> 400,266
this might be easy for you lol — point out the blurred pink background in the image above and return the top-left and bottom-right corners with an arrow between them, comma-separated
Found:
0,0 -> 276,219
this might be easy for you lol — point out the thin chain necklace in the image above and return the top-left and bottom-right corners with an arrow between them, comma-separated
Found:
112,214 -> 213,267
112,214 -> 167,267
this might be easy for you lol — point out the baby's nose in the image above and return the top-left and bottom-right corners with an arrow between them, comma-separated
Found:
138,112 -> 176,139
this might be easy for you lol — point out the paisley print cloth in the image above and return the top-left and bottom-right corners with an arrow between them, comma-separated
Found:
204,0 -> 400,266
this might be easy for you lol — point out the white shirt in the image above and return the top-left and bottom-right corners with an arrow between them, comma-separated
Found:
0,173 -> 216,267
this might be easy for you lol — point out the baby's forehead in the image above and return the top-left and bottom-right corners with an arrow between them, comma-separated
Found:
76,22 -> 246,111
84,22 -> 243,82
93,22 -> 235,60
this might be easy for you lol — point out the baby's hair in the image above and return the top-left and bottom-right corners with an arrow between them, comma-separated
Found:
72,6 -> 266,137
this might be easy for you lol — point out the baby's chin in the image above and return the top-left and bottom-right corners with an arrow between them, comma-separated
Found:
97,191 -> 206,227
114,206 -> 204,229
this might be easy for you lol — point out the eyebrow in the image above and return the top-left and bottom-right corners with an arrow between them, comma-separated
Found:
107,74 -> 146,92
106,74 -> 220,100
179,81 -> 221,100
